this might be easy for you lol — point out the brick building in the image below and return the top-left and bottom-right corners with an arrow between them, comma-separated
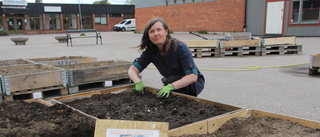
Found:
0,2 -> 135,34
135,0 -> 246,32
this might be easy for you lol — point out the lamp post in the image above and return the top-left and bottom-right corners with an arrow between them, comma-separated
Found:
78,0 -> 83,30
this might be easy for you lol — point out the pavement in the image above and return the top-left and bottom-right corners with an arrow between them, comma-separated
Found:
0,32 -> 319,123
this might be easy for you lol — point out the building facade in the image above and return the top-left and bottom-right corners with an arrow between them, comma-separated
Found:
136,0 -> 319,36
0,2 -> 135,34
246,0 -> 320,36
135,0 -> 246,33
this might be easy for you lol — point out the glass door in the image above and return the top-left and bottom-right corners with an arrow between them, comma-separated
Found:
7,17 -> 25,34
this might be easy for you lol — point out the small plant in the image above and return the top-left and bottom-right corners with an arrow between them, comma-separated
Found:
80,33 -> 86,36
197,30 -> 208,34
169,30 -> 174,34
0,30 -> 8,36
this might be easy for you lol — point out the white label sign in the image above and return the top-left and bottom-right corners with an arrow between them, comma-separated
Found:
106,129 -> 160,137
33,92 -> 42,99
44,6 -> 62,12
2,0 -> 27,6
104,81 -> 113,87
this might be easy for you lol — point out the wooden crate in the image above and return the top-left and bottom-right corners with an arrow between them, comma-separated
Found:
0,64 -> 68,101
55,60 -> 132,94
219,39 -> 261,57
184,40 -> 219,58
225,32 -> 252,41
27,56 -> 96,66
309,54 -> 320,76
52,85 -> 244,137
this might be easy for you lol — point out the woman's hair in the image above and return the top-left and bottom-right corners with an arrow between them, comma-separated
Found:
138,18 -> 179,53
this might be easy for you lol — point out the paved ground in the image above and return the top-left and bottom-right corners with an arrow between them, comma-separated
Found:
0,32 -> 319,123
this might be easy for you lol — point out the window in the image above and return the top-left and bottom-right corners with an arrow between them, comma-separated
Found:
95,14 -> 107,25
45,14 -> 61,30
291,0 -> 320,24
63,14 -> 77,30
27,14 -> 43,30
0,18 -> 3,30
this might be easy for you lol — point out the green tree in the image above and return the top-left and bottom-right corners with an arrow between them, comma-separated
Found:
130,0 -> 135,5
93,0 -> 110,4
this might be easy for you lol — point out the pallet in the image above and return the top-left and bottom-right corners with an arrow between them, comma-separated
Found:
189,47 -> 219,57
261,44 -> 302,55
184,40 -> 219,58
68,78 -> 133,94
219,39 -> 261,57
3,85 -> 68,101
220,46 -> 261,57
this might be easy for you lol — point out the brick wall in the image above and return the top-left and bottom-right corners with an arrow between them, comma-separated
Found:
135,0 -> 245,32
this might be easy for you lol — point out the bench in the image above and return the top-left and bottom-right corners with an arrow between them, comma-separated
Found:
66,29 -> 102,47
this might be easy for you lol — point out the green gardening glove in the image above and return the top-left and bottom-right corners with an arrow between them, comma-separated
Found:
156,84 -> 175,98
134,81 -> 146,94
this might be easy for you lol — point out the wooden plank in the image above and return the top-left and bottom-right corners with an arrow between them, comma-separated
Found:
95,119 -> 169,137
6,70 -> 64,92
252,109 -> 320,130
169,119 -> 207,136
222,39 -> 260,47
207,109 -> 250,133
25,98 -> 53,106
184,40 -> 218,47
71,63 -> 130,85
263,36 -> 295,46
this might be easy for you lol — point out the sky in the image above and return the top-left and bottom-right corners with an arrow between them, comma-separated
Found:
0,0 -> 129,4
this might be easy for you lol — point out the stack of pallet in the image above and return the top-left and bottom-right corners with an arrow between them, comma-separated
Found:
0,56 -> 132,101
261,37 -> 302,55
184,32 -> 302,58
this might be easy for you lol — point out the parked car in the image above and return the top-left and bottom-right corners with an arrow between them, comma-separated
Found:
113,19 -> 136,32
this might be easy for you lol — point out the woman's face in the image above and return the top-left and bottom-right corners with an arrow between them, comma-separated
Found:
148,21 -> 168,47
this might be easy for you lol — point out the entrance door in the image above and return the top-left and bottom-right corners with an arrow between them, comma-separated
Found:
265,1 -> 284,35
7,17 -> 25,34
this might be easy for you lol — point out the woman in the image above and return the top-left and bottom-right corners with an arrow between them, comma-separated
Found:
128,18 -> 205,98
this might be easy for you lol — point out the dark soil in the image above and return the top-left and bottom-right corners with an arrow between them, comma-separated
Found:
64,88 -> 232,130
179,117 -> 320,137
0,100 -> 95,137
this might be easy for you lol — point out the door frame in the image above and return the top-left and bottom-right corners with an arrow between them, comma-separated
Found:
264,0 -> 286,36
7,16 -> 25,34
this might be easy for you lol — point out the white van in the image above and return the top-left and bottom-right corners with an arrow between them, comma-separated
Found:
113,19 -> 136,31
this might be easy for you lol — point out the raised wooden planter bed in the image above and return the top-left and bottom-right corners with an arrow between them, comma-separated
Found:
10,37 -> 28,45
54,60 -> 131,93
0,64 -> 68,101
27,56 -> 96,66
52,85 -> 243,136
